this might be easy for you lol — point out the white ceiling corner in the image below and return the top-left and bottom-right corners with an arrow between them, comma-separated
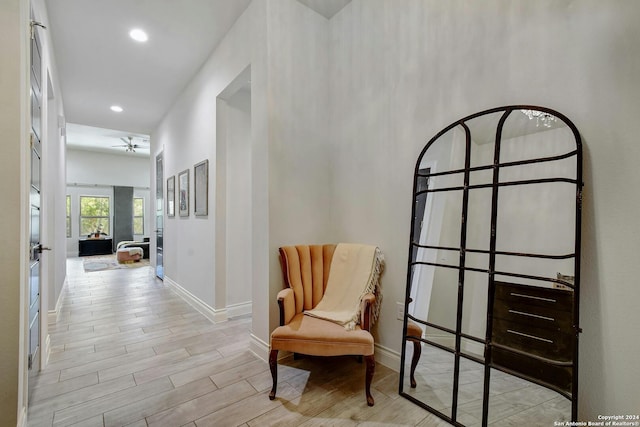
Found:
296,0 -> 352,19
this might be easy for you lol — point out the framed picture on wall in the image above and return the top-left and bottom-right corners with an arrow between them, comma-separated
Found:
178,169 -> 189,217
194,159 -> 208,216
166,175 -> 175,217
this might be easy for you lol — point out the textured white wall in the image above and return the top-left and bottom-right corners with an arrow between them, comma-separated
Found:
328,0 -> 640,417
265,0 -> 332,339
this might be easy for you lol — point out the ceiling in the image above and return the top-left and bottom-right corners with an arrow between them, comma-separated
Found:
46,0 -> 251,155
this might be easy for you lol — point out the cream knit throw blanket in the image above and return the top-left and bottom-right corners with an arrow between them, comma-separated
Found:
305,243 -> 384,330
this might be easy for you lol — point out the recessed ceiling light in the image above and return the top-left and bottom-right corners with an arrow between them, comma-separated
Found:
110,105 -> 123,113
129,28 -> 148,42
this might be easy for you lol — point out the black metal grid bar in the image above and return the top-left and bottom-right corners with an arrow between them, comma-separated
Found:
416,149 -> 579,178
480,109 -> 510,427
416,177 -> 579,195
410,242 -> 576,260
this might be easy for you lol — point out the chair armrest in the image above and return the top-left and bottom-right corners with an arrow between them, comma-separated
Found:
277,288 -> 295,326
360,293 -> 376,332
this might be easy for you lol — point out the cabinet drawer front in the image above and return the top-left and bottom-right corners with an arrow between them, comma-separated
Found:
492,347 -> 573,395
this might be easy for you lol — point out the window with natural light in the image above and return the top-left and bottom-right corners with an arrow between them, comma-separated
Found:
80,196 -> 110,236
133,197 -> 144,235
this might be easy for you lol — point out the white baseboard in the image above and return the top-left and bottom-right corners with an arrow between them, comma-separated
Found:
17,405 -> 26,427
164,276 -> 227,323
249,333 -> 270,362
47,278 -> 66,325
227,301 -> 252,319
375,343 -> 401,372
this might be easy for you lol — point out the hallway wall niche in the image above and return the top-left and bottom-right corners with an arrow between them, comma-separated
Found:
215,66 -> 253,320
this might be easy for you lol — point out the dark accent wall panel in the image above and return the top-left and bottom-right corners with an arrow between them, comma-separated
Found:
113,186 -> 134,251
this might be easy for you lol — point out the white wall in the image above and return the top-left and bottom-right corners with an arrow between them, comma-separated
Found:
152,0 -> 330,353
66,148 -> 151,256
67,149 -> 150,187
264,0 -> 331,339
152,0 -> 269,341
328,0 -> 640,417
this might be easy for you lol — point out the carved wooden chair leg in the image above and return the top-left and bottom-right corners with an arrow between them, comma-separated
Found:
365,355 -> 375,406
410,339 -> 421,388
269,349 -> 278,400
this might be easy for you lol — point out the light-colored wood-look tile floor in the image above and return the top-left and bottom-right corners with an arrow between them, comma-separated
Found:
27,258 -> 430,427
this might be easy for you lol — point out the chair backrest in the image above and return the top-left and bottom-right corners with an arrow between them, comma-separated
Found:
279,244 -> 336,314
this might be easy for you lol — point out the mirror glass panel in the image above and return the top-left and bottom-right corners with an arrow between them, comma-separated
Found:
456,358 -> 486,425
401,106 -> 582,426
402,342 -> 454,419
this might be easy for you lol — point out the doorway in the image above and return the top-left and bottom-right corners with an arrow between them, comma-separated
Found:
155,152 -> 164,279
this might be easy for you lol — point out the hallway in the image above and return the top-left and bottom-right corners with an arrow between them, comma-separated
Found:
26,258 -> 429,427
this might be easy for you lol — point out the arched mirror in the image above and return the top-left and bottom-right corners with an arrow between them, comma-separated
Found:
400,106 -> 582,426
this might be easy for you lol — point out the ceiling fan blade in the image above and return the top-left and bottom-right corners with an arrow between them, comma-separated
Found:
120,137 -> 129,144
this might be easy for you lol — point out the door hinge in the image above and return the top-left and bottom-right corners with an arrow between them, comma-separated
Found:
30,20 -> 46,40
28,354 -> 32,369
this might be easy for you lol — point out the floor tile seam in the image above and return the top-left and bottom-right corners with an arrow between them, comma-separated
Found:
51,377 -> 174,427
144,380 -> 257,425
168,353 -> 258,386
191,387 -> 281,427
53,328 -> 156,349
27,373 -> 102,407
29,373 -> 138,417
208,361 -> 270,389
51,327 -> 139,344
103,379 -> 218,426
46,347 -> 125,369
97,348 -> 193,383
58,348 -> 159,381
124,331 -> 205,355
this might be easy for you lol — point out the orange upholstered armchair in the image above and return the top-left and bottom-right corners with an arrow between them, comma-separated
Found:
269,244 -> 383,406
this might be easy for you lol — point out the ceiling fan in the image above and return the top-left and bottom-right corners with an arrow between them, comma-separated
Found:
112,136 -> 143,152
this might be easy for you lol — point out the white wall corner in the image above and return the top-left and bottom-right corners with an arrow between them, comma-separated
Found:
164,276 -> 227,323
227,301 -> 252,319
374,343 -> 401,372
249,333 -> 270,362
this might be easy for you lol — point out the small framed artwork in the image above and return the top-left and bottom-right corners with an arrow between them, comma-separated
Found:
166,175 -> 175,217
178,169 -> 189,217
194,159 -> 209,216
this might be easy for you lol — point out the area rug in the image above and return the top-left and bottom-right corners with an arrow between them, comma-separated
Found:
83,255 -> 150,272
